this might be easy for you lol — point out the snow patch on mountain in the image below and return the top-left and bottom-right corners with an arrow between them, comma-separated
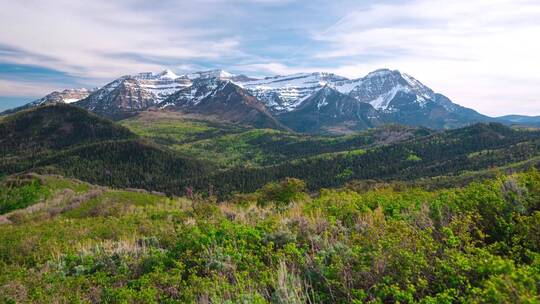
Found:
369,85 -> 404,110
236,72 -> 347,112
333,79 -> 363,94
30,88 -> 94,106
187,69 -> 234,80
11,67 -> 470,123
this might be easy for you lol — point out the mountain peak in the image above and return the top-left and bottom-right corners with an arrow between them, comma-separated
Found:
158,69 -> 179,79
364,69 -> 401,79
189,69 -> 234,80
3,66 -> 492,131
131,69 -> 181,81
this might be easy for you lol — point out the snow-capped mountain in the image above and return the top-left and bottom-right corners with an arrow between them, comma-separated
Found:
35,88 -> 95,105
132,69 -> 192,101
3,67 -> 494,132
76,69 -> 230,117
277,86 -> 383,133
233,68 -> 488,130
159,75 -> 231,109
236,72 -> 347,113
1,88 -> 94,115
339,69 -> 434,111
236,69 -> 458,114
162,78 -> 285,130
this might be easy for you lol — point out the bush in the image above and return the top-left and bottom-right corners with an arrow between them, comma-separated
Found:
1,172 -> 540,302
257,178 -> 307,209
0,179 -> 48,214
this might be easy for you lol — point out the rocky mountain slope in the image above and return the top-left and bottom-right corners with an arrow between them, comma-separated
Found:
236,69 -> 489,130
161,78 -> 286,130
276,86 -> 383,133
4,67 -> 534,133
1,88 -> 94,115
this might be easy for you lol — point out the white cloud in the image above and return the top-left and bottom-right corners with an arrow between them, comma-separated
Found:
1,0 -> 539,116
0,79 -> 64,97
236,62 -> 320,76
310,0 -> 540,116
0,0 -> 241,80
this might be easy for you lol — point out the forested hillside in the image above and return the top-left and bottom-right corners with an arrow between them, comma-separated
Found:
0,105 -> 210,189
186,123 -> 540,197
120,111 -> 432,168
0,104 -> 134,157
3,105 -> 540,199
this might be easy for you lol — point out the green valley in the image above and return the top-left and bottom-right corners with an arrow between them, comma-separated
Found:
1,104 -> 540,303
120,111 -> 431,169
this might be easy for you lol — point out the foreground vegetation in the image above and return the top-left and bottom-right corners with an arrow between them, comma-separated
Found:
1,170 -> 539,303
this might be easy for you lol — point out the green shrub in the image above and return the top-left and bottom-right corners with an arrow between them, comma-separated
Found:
1,172 -> 540,302
0,179 -> 49,214
257,178 -> 307,209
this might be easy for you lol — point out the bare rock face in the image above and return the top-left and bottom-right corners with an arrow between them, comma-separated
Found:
4,67 -> 494,132
37,88 -> 95,104
162,79 -> 286,130
1,88 -> 94,115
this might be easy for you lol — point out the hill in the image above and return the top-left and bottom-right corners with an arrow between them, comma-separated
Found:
3,105 -> 540,199
188,123 -> 540,196
0,103 -> 134,157
120,111 -> 431,168
0,104 -> 209,190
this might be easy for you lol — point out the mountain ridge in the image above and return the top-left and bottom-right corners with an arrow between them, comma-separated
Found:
3,68 -> 539,133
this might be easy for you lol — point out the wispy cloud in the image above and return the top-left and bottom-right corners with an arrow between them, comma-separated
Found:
308,0 -> 540,115
0,78 -> 67,97
0,0 -> 243,80
0,0 -> 539,115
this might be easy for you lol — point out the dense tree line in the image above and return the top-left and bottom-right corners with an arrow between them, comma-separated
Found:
230,125 -> 432,166
187,123 -> 540,198
3,105 -> 540,201
0,104 -> 134,158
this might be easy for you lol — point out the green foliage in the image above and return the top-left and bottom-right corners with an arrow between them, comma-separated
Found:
121,113 -> 428,169
0,105 -> 211,197
257,178 -> 307,208
4,105 -> 540,202
120,112 -> 246,147
191,122 -> 540,197
1,171 -> 539,302
0,178 -> 48,214
2,106 -> 540,302
407,153 -> 422,161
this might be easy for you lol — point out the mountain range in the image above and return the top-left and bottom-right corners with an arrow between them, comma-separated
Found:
3,68 -> 538,133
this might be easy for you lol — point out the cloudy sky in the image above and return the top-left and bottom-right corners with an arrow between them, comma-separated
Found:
0,0 -> 539,115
